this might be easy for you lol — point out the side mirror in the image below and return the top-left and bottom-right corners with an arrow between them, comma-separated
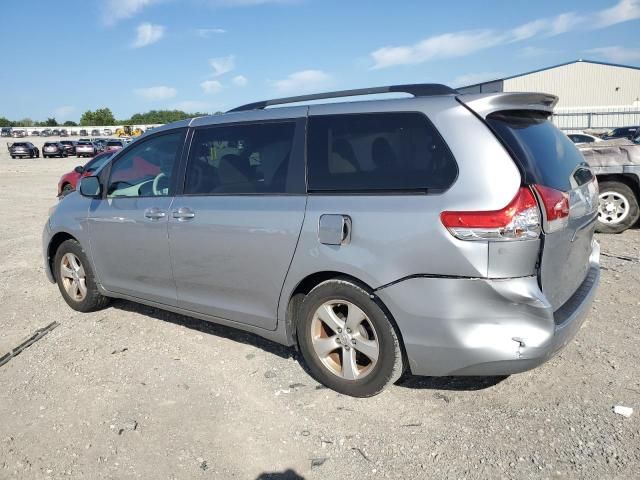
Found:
79,176 -> 102,198
74,165 -> 84,174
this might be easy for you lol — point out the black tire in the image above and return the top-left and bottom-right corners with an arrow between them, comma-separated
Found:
297,278 -> 404,397
11,155 -> 15,159
596,181 -> 639,234
53,239 -> 110,312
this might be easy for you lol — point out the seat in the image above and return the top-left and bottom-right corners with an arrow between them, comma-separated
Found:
215,153 -> 254,192
371,137 -> 397,173
330,138 -> 358,173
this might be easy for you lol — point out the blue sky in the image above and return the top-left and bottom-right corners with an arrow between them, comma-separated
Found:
1,0 -> 639,121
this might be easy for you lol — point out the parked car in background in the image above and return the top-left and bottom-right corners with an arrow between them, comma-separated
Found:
43,84 -> 600,397
103,128 -> 112,136
12,129 -> 26,138
8,141 -> 39,158
75,140 -> 97,158
79,129 -> 88,136
43,142 -> 68,158
40,129 -> 52,137
602,126 -> 640,140
57,150 -> 115,196
51,129 -> 61,136
91,129 -> 100,136
104,139 -> 124,151
578,138 -> 640,233
1,127 -> 12,137
31,130 -> 40,136
60,140 -> 78,156
93,139 -> 107,152
567,132 -> 603,145
70,130 -> 78,136
60,129 -> 69,137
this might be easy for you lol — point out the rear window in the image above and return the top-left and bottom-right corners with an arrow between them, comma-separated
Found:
12,142 -> 26,147
107,141 -> 123,146
486,110 -> 587,191
307,112 -> 457,193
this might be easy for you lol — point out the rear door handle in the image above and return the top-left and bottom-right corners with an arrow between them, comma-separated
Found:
172,207 -> 196,221
144,207 -> 166,220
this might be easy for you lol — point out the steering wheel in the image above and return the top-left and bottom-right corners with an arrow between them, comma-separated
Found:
152,172 -> 167,196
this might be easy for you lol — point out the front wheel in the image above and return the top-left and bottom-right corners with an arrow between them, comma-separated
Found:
596,181 -> 639,233
54,239 -> 110,312
297,278 -> 404,397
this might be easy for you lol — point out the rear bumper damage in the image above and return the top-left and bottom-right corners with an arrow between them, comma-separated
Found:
376,240 -> 600,376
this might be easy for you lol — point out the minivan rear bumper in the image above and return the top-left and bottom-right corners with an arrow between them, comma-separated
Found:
375,240 -> 600,376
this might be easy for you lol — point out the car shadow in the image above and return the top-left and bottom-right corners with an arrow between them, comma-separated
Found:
110,299 -> 295,361
109,300 -> 507,392
255,470 -> 305,480
396,374 -> 508,391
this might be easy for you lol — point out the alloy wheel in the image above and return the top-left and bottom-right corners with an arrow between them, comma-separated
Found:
60,253 -> 87,302
310,300 -> 379,380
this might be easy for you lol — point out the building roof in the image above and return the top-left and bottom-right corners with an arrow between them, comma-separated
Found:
461,59 -> 640,89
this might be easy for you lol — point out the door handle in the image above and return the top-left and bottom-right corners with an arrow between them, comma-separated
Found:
172,207 -> 196,221
144,208 -> 166,220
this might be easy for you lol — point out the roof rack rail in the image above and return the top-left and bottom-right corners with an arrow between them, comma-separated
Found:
227,83 -> 457,112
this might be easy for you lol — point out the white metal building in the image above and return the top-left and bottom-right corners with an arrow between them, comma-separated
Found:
457,59 -> 640,131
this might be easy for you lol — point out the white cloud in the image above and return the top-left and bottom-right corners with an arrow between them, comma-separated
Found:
103,0 -> 297,24
54,106 -> 76,120
371,30 -> 502,69
103,0 -> 158,25
232,75 -> 248,86
209,55 -> 235,76
196,28 -> 227,37
595,0 -> 640,27
586,46 -> 640,63
200,79 -> 223,94
451,72 -> 503,88
369,0 -> 640,69
274,70 -> 332,94
132,22 -> 165,48
134,86 -> 177,100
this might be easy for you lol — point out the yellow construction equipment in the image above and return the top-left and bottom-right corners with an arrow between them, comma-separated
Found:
115,125 -> 144,137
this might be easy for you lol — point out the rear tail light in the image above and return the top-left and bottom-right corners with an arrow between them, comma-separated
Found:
440,187 -> 541,241
532,184 -> 570,233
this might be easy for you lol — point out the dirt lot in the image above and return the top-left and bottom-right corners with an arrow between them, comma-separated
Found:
1,138 -> 639,479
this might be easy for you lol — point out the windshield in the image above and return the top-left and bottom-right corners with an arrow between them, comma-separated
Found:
86,153 -> 114,172
487,110 -> 587,191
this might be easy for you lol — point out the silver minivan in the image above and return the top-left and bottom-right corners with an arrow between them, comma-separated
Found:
43,84 -> 600,397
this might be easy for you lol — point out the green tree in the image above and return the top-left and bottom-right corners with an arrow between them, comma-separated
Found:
44,117 -> 57,126
80,108 -> 116,126
16,118 -> 34,127
0,117 -> 11,127
63,120 -> 78,126
126,109 -> 207,125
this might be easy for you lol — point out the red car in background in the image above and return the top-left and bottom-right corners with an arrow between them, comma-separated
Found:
57,150 -> 114,196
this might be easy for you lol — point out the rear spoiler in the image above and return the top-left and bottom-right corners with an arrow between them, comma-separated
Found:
456,92 -> 558,119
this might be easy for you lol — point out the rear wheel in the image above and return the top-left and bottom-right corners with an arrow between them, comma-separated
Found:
297,278 -> 404,397
11,155 -> 15,159
596,181 -> 639,233
54,239 -> 110,312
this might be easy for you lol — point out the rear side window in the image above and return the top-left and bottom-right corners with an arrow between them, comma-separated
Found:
487,110 -> 588,191
307,112 -> 457,193
184,122 -> 296,194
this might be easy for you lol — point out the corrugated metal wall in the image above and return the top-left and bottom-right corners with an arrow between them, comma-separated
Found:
503,62 -> 640,108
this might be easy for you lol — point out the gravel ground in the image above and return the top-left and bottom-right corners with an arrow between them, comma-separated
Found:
1,138 -> 639,479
